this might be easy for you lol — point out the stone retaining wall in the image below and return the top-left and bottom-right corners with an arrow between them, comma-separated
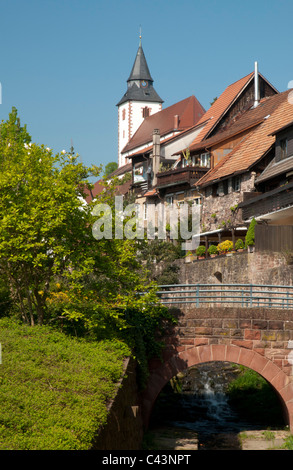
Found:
176,251 -> 293,286
92,357 -> 143,450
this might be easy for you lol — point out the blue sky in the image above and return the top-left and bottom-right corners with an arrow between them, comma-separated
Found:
0,0 -> 292,175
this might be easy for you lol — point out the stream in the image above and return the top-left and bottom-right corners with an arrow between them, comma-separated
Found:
148,362 -> 284,450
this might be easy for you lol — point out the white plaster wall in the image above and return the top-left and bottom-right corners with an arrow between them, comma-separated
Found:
130,101 -> 162,138
160,124 -> 207,160
118,102 -> 130,167
118,100 -> 162,167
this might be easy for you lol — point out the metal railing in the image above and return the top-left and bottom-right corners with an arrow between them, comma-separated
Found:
156,284 -> 293,309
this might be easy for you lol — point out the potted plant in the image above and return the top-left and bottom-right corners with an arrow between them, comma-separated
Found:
208,244 -> 218,258
196,245 -> 206,259
245,217 -> 257,252
217,240 -> 233,255
235,238 -> 244,252
185,250 -> 194,263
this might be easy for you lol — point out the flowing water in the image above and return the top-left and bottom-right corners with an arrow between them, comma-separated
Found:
149,362 -> 281,450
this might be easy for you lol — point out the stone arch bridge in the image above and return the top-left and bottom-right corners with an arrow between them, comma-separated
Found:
140,284 -> 293,432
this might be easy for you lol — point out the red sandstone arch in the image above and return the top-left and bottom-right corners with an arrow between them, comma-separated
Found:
141,344 -> 293,432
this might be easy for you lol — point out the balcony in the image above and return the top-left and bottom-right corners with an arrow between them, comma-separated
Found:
239,182 -> 293,221
156,165 -> 209,189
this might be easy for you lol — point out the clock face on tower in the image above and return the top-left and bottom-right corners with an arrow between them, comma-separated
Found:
141,80 -> 148,88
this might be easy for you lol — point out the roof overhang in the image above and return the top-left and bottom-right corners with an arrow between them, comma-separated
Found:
252,206 -> 293,224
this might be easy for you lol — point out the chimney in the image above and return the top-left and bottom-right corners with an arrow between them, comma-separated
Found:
174,114 -> 179,130
254,61 -> 260,108
152,129 -> 160,186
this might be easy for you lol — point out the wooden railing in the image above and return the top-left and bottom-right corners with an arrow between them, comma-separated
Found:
156,166 -> 208,188
239,182 -> 293,220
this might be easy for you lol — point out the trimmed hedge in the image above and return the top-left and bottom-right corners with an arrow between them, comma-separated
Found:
0,318 -> 130,450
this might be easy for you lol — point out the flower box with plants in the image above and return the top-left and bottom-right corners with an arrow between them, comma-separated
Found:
196,245 -> 206,259
217,240 -> 233,255
208,244 -> 218,258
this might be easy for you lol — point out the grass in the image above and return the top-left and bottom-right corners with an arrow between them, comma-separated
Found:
227,366 -> 286,426
283,435 -> 293,450
0,318 -> 130,450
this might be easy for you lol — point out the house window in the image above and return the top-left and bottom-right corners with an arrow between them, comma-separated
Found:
217,180 -> 228,196
280,138 -> 288,159
122,109 -> 126,120
166,195 -> 173,207
223,180 -> 228,195
212,184 -> 218,197
192,197 -> 201,205
200,153 -> 211,168
232,175 -> 241,192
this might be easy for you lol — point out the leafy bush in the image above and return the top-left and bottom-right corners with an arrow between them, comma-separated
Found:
0,318 -> 130,450
196,245 -> 206,257
235,238 -> 244,250
227,366 -> 285,426
208,245 -> 218,255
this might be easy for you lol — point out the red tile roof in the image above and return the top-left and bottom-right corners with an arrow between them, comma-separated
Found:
196,90 -> 293,187
189,72 -> 255,148
122,95 -> 205,154
83,178 -> 132,203
190,91 -> 286,152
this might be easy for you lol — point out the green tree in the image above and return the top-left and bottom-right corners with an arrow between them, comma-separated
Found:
0,108 -> 100,325
0,110 -> 172,368
104,161 -> 118,177
0,109 -> 175,386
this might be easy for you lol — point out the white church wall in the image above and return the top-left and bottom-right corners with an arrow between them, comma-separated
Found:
118,100 -> 162,167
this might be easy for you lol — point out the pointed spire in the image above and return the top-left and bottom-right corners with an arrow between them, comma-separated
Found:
116,34 -> 163,106
127,37 -> 153,83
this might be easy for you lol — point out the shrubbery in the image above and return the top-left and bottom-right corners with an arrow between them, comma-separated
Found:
208,244 -> 217,255
227,366 -> 285,426
0,318 -> 130,450
245,217 -> 257,247
235,238 -> 244,250
196,245 -> 206,257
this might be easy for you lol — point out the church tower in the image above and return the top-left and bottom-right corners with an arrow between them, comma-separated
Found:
117,35 -> 163,167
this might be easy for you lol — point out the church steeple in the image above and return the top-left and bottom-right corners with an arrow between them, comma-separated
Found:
117,36 -> 163,107
127,36 -> 153,84
117,34 -> 163,168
